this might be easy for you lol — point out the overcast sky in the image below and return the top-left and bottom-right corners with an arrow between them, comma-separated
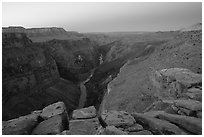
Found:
2,2 -> 202,32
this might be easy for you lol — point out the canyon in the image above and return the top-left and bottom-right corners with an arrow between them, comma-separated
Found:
2,23 -> 202,135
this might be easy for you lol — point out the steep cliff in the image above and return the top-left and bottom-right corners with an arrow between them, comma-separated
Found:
40,38 -> 100,82
2,33 -> 32,48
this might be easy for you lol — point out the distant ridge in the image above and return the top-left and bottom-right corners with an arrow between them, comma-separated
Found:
180,23 -> 202,32
2,26 -> 83,42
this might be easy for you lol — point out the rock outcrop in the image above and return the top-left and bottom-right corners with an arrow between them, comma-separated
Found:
150,68 -> 202,100
3,26 -> 83,42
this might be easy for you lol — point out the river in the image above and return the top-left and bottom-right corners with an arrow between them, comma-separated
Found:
78,69 -> 95,109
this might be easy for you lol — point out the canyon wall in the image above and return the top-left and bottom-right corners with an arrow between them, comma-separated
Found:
2,30 -> 101,120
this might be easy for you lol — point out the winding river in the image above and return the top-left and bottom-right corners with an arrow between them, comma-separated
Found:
78,69 -> 95,109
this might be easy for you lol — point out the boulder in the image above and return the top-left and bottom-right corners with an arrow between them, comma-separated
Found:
174,99 -> 202,111
125,123 -> 143,132
101,126 -> 128,135
69,117 -> 99,135
101,110 -> 135,128
156,113 -> 202,134
128,130 -> 153,135
3,113 -> 39,135
40,102 -> 68,120
131,113 -> 187,135
31,114 -> 68,135
72,106 -> 96,119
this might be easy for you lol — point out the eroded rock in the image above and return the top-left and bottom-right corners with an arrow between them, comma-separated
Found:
131,113 -> 187,135
150,68 -> 202,100
156,113 -> 202,134
125,123 -> 143,132
174,99 -> 202,111
3,113 -> 39,135
40,101 -> 68,120
31,114 -> 68,135
160,68 -> 202,86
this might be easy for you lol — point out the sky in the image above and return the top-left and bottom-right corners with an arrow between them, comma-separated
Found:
2,2 -> 202,32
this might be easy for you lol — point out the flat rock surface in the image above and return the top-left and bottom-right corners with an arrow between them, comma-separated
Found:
3,113 -> 39,135
72,106 -> 96,119
69,117 -> 99,135
101,110 -> 135,127
156,113 -> 202,134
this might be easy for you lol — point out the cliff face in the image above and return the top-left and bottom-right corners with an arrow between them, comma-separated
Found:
2,33 -> 32,48
2,31 -> 100,120
3,27 -> 84,42
40,38 -> 100,82
2,43 -> 60,120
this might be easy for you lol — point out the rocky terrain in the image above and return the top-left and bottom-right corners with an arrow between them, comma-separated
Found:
2,24 -> 202,135
3,100 -> 202,135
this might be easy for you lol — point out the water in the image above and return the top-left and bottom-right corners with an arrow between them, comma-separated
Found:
78,69 -> 95,108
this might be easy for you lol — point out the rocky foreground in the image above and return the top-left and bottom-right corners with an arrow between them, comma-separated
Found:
3,100 -> 202,135
3,67 -> 202,135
